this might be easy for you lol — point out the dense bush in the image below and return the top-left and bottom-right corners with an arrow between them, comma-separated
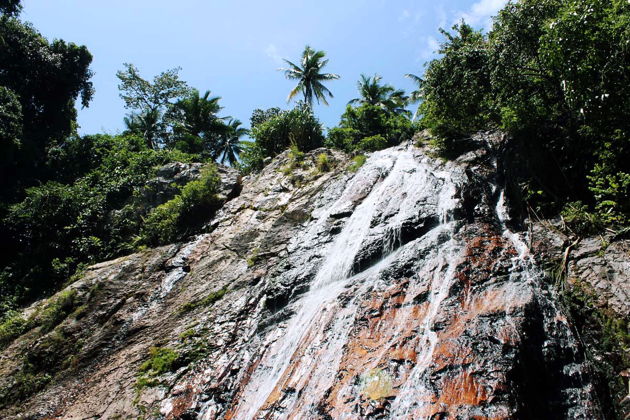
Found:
250,105 -> 324,157
326,103 -> 415,153
419,0 -> 630,226
0,14 -> 93,199
140,165 -> 221,246
0,134 -> 201,313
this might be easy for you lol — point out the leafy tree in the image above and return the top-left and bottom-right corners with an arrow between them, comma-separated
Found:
349,74 -> 409,116
169,89 -> 226,157
281,46 -> 340,108
0,86 -> 21,168
419,0 -> 630,228
169,89 -> 228,159
0,16 -> 93,196
116,63 -> 190,148
1,134 -> 202,312
327,103 -> 414,153
124,109 -> 163,150
419,22 -> 493,138
0,0 -> 21,17
217,119 -> 247,166
251,104 -> 324,157
250,107 -> 282,129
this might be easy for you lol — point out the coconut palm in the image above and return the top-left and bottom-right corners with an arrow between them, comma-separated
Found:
124,108 -> 162,149
172,89 -> 224,138
281,45 -> 340,108
217,119 -> 247,166
405,73 -> 423,121
349,74 -> 410,116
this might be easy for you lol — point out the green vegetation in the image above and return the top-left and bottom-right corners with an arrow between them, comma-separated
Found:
0,325 -> 82,407
349,74 -> 408,116
135,346 -> 179,393
562,280 -> 629,418
348,155 -> 367,172
179,287 -> 227,313
140,165 -> 222,246
138,347 -> 179,376
281,45 -> 340,108
0,289 -> 77,350
327,103 -> 414,153
0,134 -> 201,311
418,0 -> 630,227
251,105 -> 325,157
316,153 -> 330,172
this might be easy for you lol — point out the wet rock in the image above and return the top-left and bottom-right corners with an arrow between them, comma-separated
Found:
0,139 -> 617,420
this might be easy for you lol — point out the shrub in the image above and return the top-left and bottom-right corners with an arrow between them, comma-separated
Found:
250,105 -> 324,157
179,287 -> 227,313
237,141 -> 266,174
326,104 -> 414,153
357,135 -> 388,152
348,155 -> 367,172
316,153 -> 330,172
0,311 -> 27,350
138,347 -> 179,377
140,164 -> 221,245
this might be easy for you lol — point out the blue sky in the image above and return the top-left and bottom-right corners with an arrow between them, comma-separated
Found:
21,0 -> 507,135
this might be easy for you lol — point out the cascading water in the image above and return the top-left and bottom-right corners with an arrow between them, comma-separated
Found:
221,145 -> 464,419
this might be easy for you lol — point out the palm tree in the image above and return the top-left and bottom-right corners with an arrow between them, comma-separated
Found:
281,45 -> 340,108
405,73 -> 422,121
172,89 -> 224,138
124,108 -> 162,149
217,119 -> 247,166
349,74 -> 410,116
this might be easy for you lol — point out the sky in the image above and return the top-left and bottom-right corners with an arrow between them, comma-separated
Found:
21,0 -> 508,135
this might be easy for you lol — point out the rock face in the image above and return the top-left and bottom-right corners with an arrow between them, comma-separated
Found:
0,141 -> 623,419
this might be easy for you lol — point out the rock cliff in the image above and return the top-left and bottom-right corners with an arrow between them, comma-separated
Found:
0,139 -> 627,419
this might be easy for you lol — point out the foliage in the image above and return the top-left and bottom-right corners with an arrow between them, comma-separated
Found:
237,140 -> 266,175
561,202 -> 602,236
140,165 -> 221,246
250,107 -> 282,129
562,280 -> 629,419
0,15 -> 93,197
217,118 -> 247,166
0,310 -> 26,349
348,154 -> 367,172
179,287 -> 227,313
316,153 -> 330,172
418,22 -> 493,138
124,108 -> 163,150
281,45 -> 340,108
35,289 -> 77,334
0,86 -> 21,167
138,347 -> 179,377
0,0 -> 22,16
169,89 -> 226,156
327,104 -> 414,153
349,74 -> 409,116
117,63 -> 191,148
1,134 -> 196,312
418,0 -> 630,226
250,105 -> 324,157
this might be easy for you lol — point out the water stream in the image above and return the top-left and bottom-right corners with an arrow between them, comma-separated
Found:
222,146 -> 462,419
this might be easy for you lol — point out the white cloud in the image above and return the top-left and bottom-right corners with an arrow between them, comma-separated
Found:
457,0 -> 508,29
265,43 -> 283,65
417,35 -> 440,62
399,9 -> 411,22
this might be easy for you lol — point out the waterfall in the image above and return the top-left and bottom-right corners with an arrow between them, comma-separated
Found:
215,146 -> 463,419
